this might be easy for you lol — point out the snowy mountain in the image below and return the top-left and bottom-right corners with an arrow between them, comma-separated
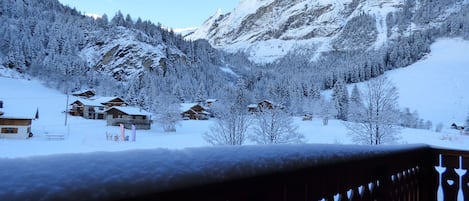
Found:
81,27 -> 180,82
0,0 -> 248,108
188,0 -> 469,63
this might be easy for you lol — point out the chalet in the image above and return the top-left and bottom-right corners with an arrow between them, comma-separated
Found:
92,97 -> 128,107
205,99 -> 218,107
302,114 -> 313,121
181,103 -> 210,120
105,106 -> 152,130
72,89 -> 96,99
248,104 -> 259,113
0,103 -> 34,139
69,97 -> 128,120
69,99 -> 106,119
451,123 -> 465,131
248,100 -> 275,113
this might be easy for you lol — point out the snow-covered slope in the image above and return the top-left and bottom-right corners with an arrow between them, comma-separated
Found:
188,0 -> 469,64
388,38 -> 469,126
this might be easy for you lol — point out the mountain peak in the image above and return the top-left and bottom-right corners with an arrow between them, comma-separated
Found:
186,0 -> 412,63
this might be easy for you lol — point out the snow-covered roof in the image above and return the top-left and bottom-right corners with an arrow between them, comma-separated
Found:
71,89 -> 95,95
0,106 -> 35,119
248,104 -> 258,108
206,99 -> 218,102
70,98 -> 102,107
180,103 -> 205,112
0,144 -> 430,201
92,96 -> 125,104
0,114 -> 34,120
105,106 -> 152,116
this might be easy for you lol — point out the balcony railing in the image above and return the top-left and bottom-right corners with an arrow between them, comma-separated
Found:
0,144 -> 468,201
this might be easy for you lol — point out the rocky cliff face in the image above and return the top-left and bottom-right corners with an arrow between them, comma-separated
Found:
81,27 -> 185,81
188,0 -> 468,63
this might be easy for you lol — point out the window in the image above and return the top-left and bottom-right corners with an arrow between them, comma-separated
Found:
1,127 -> 18,134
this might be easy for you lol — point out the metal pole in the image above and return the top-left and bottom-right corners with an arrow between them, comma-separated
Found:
65,93 -> 69,126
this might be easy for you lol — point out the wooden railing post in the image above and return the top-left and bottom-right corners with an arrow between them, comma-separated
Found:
462,156 -> 469,201
420,149 -> 439,201
442,154 -> 460,200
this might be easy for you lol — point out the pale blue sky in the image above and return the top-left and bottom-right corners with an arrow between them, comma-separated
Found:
58,0 -> 239,28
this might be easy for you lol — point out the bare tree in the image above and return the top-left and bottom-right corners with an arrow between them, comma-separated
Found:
345,76 -> 401,145
203,103 -> 251,145
203,80 -> 252,145
250,105 -> 304,144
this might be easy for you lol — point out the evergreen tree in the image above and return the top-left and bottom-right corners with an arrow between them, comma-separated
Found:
332,80 -> 349,121
348,85 -> 364,122
319,98 -> 336,126
155,95 -> 180,132
110,10 -> 125,26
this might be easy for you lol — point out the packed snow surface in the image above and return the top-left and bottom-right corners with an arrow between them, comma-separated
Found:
0,144 -> 429,201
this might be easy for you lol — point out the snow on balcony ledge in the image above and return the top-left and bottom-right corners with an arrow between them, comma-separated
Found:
0,144 -> 430,201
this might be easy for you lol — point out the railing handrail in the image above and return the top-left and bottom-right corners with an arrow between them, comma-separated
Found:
5,144 -> 469,201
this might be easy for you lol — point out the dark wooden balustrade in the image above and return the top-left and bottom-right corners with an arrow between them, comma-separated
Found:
138,147 -> 469,201
433,148 -> 469,201
143,146 -> 437,201
1,144 -> 469,201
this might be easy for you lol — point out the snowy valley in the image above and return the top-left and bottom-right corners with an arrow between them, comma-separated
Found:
2,0 -> 469,199
1,38 -> 469,158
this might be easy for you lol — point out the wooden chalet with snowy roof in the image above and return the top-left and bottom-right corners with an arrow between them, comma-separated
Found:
69,97 -> 128,120
69,99 -> 106,119
105,106 -> 152,130
71,89 -> 96,99
248,100 -> 275,112
0,101 -> 34,139
92,97 -> 127,107
205,99 -> 218,107
181,103 -> 210,120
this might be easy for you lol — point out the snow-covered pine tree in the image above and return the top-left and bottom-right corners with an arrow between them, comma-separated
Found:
110,10 -> 126,26
319,97 -> 336,126
195,83 -> 207,104
332,79 -> 349,121
155,95 -> 180,132
348,85 -> 364,122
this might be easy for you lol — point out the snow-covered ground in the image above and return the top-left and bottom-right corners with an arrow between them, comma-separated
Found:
389,38 -> 469,126
0,38 -> 468,158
